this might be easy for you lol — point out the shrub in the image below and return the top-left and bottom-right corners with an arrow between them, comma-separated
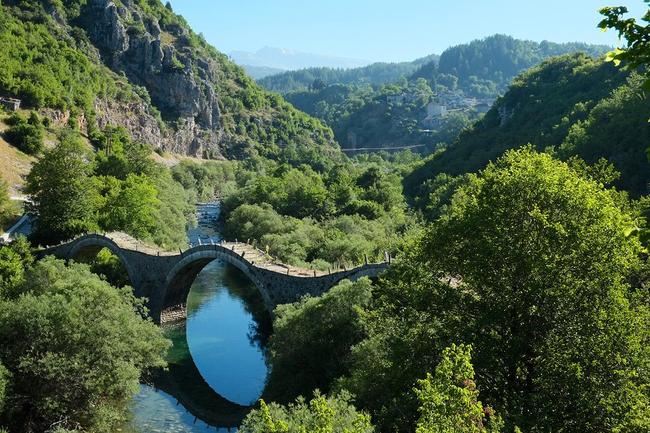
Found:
4,112 -> 43,155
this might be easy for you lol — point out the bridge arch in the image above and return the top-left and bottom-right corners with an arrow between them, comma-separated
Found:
41,233 -> 391,323
65,234 -> 138,288
160,247 -> 273,320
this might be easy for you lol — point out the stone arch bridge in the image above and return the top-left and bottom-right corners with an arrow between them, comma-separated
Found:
40,232 -> 389,322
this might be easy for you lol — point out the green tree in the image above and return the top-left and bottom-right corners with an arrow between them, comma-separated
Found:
25,131 -> 98,244
0,237 -> 33,300
0,247 -> 24,300
4,112 -> 44,155
0,179 -> 16,229
0,363 -> 6,413
415,344 -> 503,433
225,204 -> 290,242
600,1 -> 650,89
96,174 -> 160,239
266,278 -> 373,402
281,168 -> 331,219
599,1 -> 650,161
240,391 -> 374,433
146,171 -> 194,249
0,257 -> 169,432
345,148 -> 649,432
94,127 -> 157,180
79,247 -> 131,288
4,236 -> 33,269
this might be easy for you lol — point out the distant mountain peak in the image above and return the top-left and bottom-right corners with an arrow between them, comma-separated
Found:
229,46 -> 372,71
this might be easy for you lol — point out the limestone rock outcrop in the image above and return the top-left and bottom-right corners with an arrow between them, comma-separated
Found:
77,0 -> 222,156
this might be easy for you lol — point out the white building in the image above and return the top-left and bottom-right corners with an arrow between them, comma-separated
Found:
426,102 -> 447,118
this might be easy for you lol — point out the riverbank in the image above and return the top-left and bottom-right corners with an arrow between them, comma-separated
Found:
160,304 -> 187,324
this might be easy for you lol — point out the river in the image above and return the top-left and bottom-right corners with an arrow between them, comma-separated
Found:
126,203 -> 272,432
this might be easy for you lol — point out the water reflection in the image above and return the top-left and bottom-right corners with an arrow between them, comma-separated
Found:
186,261 -> 271,406
127,203 -> 272,431
128,385 -> 225,433
153,324 -> 250,423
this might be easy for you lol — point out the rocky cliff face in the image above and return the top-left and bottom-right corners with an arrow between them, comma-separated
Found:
1,0 -> 336,161
76,0 -> 223,156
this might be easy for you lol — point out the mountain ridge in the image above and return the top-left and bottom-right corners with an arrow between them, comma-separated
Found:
261,35 -> 612,153
404,53 -> 650,207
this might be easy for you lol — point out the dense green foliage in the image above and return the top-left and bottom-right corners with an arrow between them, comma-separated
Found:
25,131 -> 98,244
598,0 -> 650,242
78,247 -> 131,288
170,155 -> 413,269
437,35 -> 609,93
0,1 -> 121,111
415,345 -> 503,433
265,278 -> 373,402
0,244 -> 169,432
240,392 -> 374,433
171,159 -> 238,202
248,343 -> 507,433
600,1 -> 650,90
221,156 -> 415,268
95,174 -> 159,239
343,148 -> 649,432
405,54 -> 650,204
0,363 -> 7,414
0,237 -> 29,300
258,55 -> 439,94
4,112 -> 44,155
26,127 -> 193,248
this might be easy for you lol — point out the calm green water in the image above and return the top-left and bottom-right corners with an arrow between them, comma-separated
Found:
128,385 -> 221,433
127,204 -> 271,432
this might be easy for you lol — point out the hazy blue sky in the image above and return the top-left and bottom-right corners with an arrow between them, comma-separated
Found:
167,0 -> 646,62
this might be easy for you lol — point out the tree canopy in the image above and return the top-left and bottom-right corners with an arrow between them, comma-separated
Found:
240,392 -> 374,433
25,131 -> 97,244
4,112 -> 44,155
265,278 -> 373,402
600,1 -> 650,90
415,344 -> 503,433
0,250 -> 169,432
343,148 -> 649,433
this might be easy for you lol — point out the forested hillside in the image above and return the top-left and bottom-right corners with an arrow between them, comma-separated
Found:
0,0 -> 339,164
258,54 -> 439,94
261,35 -> 610,152
405,53 -> 650,208
436,35 -> 610,94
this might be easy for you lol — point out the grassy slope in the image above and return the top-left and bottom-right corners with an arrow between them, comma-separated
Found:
0,119 -> 34,195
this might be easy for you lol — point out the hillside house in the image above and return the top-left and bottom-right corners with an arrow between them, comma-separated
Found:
0,97 -> 21,111
426,102 -> 447,118
422,102 -> 448,128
